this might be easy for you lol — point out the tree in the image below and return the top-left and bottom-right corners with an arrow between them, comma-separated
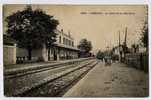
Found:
96,50 -> 104,60
131,44 -> 139,53
78,38 -> 92,54
140,21 -> 148,51
6,6 -> 59,60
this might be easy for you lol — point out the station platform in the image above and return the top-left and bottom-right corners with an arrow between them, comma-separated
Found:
4,58 -> 92,74
63,62 -> 149,97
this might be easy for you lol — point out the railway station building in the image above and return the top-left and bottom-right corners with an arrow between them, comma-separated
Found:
44,29 -> 80,61
4,29 -> 80,65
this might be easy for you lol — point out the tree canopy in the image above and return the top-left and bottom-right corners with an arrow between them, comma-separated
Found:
6,6 -> 59,60
131,44 -> 139,53
140,21 -> 148,51
96,50 -> 104,59
78,38 -> 92,53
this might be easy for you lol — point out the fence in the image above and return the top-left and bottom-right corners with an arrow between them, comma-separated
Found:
125,53 -> 148,73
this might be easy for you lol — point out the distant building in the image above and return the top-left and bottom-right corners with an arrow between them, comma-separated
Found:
138,46 -> 146,53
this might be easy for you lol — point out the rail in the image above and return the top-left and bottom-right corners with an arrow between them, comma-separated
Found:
5,57 -> 94,76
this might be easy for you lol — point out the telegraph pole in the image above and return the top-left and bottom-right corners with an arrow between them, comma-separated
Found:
123,27 -> 128,61
119,30 -> 121,62
124,27 -> 127,47
119,31 -> 121,46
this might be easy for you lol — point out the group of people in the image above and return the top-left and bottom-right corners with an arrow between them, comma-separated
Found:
104,55 -> 112,66
97,54 -> 112,66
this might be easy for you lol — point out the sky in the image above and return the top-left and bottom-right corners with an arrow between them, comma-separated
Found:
3,5 -> 147,53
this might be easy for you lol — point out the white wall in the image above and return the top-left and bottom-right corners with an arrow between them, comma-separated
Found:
4,45 -> 16,65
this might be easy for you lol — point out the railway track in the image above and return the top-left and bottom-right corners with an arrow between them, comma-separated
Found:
4,59 -> 98,97
5,62 -> 79,79
21,60 -> 99,97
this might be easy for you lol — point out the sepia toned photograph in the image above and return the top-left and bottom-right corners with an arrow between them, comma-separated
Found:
3,5 -> 148,97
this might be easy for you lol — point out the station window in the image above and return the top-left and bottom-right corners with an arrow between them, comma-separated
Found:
66,39 -> 67,45
63,38 -> 65,44
67,39 -> 68,45
69,40 -> 71,46
59,36 -> 61,43
68,39 -> 70,46
64,39 -> 66,45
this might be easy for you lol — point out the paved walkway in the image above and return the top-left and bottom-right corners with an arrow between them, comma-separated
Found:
64,62 -> 149,97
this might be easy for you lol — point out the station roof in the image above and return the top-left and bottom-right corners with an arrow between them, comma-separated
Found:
54,42 -> 80,51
